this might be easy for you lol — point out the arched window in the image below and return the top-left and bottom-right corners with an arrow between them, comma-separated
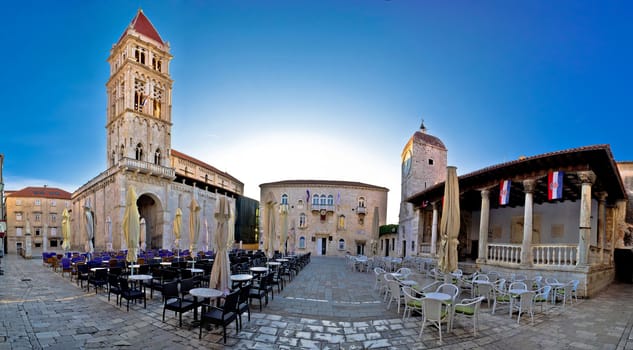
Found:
312,194 -> 319,206
327,195 -> 334,205
111,150 -> 116,165
135,143 -> 143,161
338,239 -> 345,250
299,213 -> 306,228
299,236 -> 306,249
297,200 -> 304,209
320,195 -> 326,205
154,148 -> 161,165
358,197 -> 366,208
120,145 -> 125,159
281,194 -> 288,205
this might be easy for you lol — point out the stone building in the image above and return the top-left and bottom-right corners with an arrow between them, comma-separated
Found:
408,144 -> 628,297
69,10 -> 243,254
398,122 -> 447,257
4,186 -> 72,257
259,180 -> 388,257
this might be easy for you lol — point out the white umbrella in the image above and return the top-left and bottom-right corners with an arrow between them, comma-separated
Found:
209,196 -> 233,293
372,207 -> 380,256
203,218 -> 209,252
105,216 -> 112,252
189,197 -> 201,257
84,202 -> 94,254
280,208 -> 288,255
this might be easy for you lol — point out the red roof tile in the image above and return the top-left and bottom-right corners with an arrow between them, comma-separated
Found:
118,9 -> 164,45
6,186 -> 72,200
170,149 -> 243,185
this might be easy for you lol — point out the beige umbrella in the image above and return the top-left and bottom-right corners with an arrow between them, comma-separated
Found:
140,218 -> 146,251
372,207 -> 380,256
123,185 -> 140,265
189,197 -> 201,257
209,197 -> 232,293
174,208 -> 182,255
266,203 -> 276,258
438,166 -> 460,273
84,202 -> 94,254
279,207 -> 288,255
61,208 -> 71,251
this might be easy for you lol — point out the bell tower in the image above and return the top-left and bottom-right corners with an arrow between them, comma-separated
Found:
398,120 -> 447,257
105,9 -> 173,169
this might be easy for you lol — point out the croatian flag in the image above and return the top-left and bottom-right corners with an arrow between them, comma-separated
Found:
548,171 -> 564,200
499,180 -> 511,205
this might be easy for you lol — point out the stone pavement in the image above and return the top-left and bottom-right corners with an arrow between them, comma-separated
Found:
1,254 -> 633,349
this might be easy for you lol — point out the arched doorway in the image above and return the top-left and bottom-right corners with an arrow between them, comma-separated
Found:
137,193 -> 164,249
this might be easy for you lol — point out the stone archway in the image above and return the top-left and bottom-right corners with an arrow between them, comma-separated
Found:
137,193 -> 164,250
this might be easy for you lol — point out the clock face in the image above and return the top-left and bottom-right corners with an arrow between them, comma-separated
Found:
402,150 -> 412,176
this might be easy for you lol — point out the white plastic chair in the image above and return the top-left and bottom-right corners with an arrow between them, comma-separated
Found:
402,286 -> 424,321
514,291 -> 536,324
451,296 -> 485,336
533,285 -> 551,312
387,280 -> 404,313
420,297 -> 450,343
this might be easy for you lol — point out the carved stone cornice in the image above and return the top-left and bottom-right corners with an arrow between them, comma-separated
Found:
578,170 -> 596,184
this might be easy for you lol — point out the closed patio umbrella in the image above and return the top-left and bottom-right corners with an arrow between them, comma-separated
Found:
140,218 -> 146,251
279,207 -> 288,255
84,202 -> 95,254
61,208 -> 71,251
123,185 -> 140,265
266,203 -> 276,258
438,166 -> 460,273
173,208 -> 182,255
189,197 -> 201,258
209,196 -> 232,293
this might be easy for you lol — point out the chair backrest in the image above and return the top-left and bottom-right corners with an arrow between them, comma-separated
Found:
61,258 -> 71,268
534,285 -> 551,301
180,278 -> 195,296
487,271 -> 500,282
402,286 -> 422,305
388,280 -> 402,298
163,281 -> 179,299
494,278 -> 506,290
420,281 -> 442,293
222,290 -> 240,315
238,284 -> 251,304
95,268 -> 108,280
436,283 -> 459,301
509,281 -> 528,291
519,291 -> 536,309
474,274 -> 489,282
119,278 -> 131,292
571,279 -> 580,291
545,277 -> 559,285
423,297 -> 446,321
108,273 -> 119,287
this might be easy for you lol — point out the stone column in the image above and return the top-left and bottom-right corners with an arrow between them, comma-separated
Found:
431,202 -> 439,256
578,171 -> 596,266
477,189 -> 490,264
521,179 -> 536,266
596,192 -> 607,263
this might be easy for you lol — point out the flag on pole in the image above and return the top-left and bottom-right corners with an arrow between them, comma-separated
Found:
499,180 -> 511,205
306,189 -> 310,202
336,191 -> 341,205
548,171 -> 564,200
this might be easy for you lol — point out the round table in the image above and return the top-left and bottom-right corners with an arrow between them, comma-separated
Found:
424,292 -> 451,301
399,280 -> 418,287
266,261 -> 281,266
128,274 -> 153,294
276,259 -> 288,262
90,267 -> 107,272
250,267 -> 268,273
230,274 -> 254,288
160,262 -> 172,266
189,288 -> 224,322
188,268 -> 204,275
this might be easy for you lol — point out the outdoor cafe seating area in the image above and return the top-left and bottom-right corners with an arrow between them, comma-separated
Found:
350,254 -> 580,343
42,248 -> 311,343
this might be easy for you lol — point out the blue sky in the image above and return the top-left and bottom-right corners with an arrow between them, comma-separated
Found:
1,1 -> 632,224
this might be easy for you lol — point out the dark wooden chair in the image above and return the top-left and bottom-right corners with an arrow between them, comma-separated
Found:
162,281 -> 195,327
119,278 -> 146,311
199,290 -> 240,343
107,274 -> 122,304
236,284 -> 251,331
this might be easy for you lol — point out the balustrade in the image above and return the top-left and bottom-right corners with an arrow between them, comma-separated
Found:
532,244 -> 578,266
487,244 -> 522,264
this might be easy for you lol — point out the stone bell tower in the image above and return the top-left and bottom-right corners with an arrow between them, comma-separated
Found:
398,121 -> 447,256
105,9 -> 173,169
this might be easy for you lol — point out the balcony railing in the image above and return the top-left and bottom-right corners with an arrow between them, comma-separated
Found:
357,206 -> 367,215
532,244 -> 578,267
487,243 -> 522,265
311,204 -> 335,213
120,157 -> 175,179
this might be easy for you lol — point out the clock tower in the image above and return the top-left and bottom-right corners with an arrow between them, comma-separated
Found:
398,121 -> 447,257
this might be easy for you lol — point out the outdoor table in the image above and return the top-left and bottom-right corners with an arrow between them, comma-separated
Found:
276,259 -> 288,262
424,292 -> 451,301
548,282 -> 565,303
230,274 -> 254,288
160,262 -> 172,267
189,287 -> 224,322
508,288 -> 529,317
188,268 -> 204,276
90,267 -> 107,272
128,274 -> 153,295
399,280 -> 418,287
390,273 -> 404,279
266,261 -> 281,267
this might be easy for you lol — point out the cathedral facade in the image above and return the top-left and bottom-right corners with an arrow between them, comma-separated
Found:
69,10 -> 242,253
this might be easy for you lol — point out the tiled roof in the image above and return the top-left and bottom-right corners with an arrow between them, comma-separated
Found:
260,179 -> 389,192
6,186 -> 71,199
170,149 -> 243,185
413,131 -> 446,150
118,9 -> 164,45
